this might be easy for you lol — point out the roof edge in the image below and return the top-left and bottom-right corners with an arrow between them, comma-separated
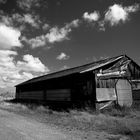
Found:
15,54 -> 129,87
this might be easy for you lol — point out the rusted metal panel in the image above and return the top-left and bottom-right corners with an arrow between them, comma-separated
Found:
116,79 -> 132,107
96,88 -> 116,101
46,89 -> 71,101
18,91 -> 44,100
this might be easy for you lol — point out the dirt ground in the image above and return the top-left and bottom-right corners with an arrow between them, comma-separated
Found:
0,109 -> 78,140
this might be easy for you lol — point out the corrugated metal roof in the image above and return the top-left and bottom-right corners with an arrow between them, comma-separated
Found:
16,55 -> 128,86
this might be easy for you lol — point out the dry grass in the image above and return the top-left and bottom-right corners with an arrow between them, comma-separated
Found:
0,101 -> 140,139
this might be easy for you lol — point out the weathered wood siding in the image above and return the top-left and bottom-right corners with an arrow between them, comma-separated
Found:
15,72 -> 96,108
46,89 -> 71,101
116,79 -> 132,107
17,91 -> 44,100
96,88 -> 116,101
132,90 -> 140,100
96,79 -> 117,88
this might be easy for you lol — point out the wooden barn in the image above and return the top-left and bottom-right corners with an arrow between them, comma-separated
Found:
15,55 -> 140,109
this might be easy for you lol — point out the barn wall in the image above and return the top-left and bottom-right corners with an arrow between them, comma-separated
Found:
96,78 -> 117,88
95,78 -> 117,102
131,82 -> 140,101
132,90 -> 140,101
46,89 -> 71,101
96,88 -> 116,101
17,91 -> 44,100
16,72 -> 96,107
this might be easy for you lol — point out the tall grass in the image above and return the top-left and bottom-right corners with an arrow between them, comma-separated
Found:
0,101 -> 140,139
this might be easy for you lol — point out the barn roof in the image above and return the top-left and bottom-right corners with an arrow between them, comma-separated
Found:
16,54 -> 139,87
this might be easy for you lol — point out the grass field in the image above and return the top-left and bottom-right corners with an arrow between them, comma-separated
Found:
0,98 -> 140,140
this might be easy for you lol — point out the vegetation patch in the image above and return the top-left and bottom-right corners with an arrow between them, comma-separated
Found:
0,100 -> 140,140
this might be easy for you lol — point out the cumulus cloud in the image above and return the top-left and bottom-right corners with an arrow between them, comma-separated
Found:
12,13 -> 41,29
0,71 -> 34,88
56,52 -> 70,60
0,50 -> 49,88
0,50 -> 20,87
0,11 -> 41,30
46,26 -> 70,43
126,4 -> 139,12
22,72 -> 34,79
22,35 -> 46,48
104,3 -> 139,26
23,19 -> 80,48
0,50 -> 17,68
46,20 -> 80,43
17,54 -> 49,73
0,12 -> 21,27
23,14 -> 40,28
0,24 -> 22,50
83,11 -> 100,22
22,26 -> 70,48
24,25 -> 74,48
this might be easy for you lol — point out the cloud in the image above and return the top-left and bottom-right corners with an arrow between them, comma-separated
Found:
104,4 -> 139,26
22,72 -> 34,79
21,35 -> 46,48
46,20 -> 80,43
0,11 -> 41,30
56,52 -> 70,60
0,50 -> 49,88
42,23 -> 50,31
17,0 -> 42,11
0,24 -> 22,50
83,11 -> 100,22
66,19 -> 80,28
23,19 -> 80,48
0,71 -> 34,88
22,26 -> 70,48
23,14 -> 40,28
60,65 -> 69,70
28,19 -> 80,48
126,4 -> 139,13
46,26 -> 71,43
0,12 -> 22,28
0,50 -> 17,69
0,50 -> 19,87
0,15 -> 14,27
17,54 -> 49,73
12,13 -> 41,29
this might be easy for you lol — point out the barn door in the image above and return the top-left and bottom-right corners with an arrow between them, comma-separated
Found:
116,79 -> 132,107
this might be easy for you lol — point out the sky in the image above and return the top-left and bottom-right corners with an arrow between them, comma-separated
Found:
0,0 -> 140,88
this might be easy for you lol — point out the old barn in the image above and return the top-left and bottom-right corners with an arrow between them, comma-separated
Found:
15,55 -> 140,109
